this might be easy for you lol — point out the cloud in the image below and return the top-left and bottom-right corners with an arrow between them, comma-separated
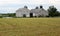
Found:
49,0 -> 60,4
0,0 -> 24,5
0,0 -> 60,13
0,0 -> 60,5
0,0 -> 50,5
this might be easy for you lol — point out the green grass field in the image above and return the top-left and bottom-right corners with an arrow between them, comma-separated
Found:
0,18 -> 60,36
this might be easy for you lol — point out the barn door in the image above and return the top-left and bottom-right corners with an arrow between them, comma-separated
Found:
30,13 -> 33,17
23,14 -> 26,17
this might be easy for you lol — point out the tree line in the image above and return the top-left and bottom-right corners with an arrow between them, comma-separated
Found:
48,6 -> 60,17
0,13 -> 16,18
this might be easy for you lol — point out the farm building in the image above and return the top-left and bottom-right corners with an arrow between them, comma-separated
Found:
16,6 -> 30,17
16,6 -> 48,17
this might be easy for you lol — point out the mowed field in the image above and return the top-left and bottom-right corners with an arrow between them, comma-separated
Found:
0,18 -> 60,36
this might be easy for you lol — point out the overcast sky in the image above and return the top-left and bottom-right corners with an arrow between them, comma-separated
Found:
0,0 -> 60,13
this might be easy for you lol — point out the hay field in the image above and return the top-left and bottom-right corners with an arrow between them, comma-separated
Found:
0,18 -> 60,36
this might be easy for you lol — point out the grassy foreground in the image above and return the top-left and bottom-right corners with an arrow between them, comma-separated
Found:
0,18 -> 60,36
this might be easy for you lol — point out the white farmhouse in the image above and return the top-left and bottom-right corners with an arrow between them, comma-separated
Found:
16,6 -> 49,17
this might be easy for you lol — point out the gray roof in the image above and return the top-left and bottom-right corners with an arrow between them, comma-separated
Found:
30,8 -> 48,13
16,8 -> 48,14
16,8 -> 30,12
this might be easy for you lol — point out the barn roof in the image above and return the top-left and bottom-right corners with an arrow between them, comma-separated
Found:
16,8 -> 30,12
30,8 -> 48,13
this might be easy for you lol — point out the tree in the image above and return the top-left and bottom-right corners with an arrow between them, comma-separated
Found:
40,5 -> 43,9
35,6 -> 39,9
48,6 -> 59,17
24,6 -> 28,9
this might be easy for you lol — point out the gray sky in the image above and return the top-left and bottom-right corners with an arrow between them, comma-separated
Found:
0,0 -> 60,13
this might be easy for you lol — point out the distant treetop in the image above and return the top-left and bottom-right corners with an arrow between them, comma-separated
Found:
24,6 -> 28,9
35,6 -> 39,9
40,5 -> 43,9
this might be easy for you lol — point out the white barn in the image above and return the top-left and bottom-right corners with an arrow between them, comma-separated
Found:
16,6 -> 49,17
30,8 -> 48,17
16,6 -> 30,17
